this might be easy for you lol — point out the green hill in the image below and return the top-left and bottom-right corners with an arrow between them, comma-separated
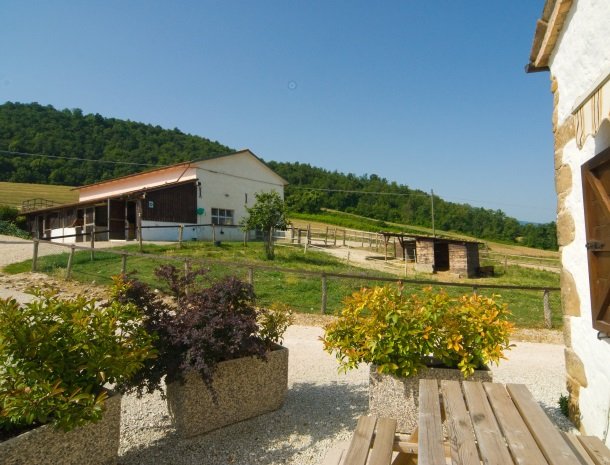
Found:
0,182 -> 78,210
0,101 -> 556,250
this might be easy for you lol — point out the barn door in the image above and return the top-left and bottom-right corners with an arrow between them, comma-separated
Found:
582,146 -> 610,333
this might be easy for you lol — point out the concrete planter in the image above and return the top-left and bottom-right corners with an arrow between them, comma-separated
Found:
166,344 -> 289,437
0,393 -> 121,465
369,365 -> 492,433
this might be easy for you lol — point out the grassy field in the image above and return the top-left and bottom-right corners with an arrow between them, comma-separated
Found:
0,182 -> 78,210
4,240 -> 562,328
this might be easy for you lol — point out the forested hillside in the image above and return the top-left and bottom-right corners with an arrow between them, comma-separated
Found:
0,102 -> 557,249
0,102 -> 232,186
268,161 -> 557,250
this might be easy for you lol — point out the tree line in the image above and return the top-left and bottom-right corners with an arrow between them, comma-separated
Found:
0,102 -> 557,250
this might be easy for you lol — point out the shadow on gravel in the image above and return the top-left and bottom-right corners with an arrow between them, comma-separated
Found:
118,381 -> 368,465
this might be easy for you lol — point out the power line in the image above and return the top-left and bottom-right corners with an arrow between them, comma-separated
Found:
289,186 -> 431,198
0,149 -> 161,167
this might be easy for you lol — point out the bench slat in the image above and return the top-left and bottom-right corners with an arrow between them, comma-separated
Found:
418,379 -> 445,465
342,416 -> 377,465
507,383 -> 581,465
463,381 -> 514,464
578,436 -> 610,465
369,417 -> 397,465
440,380 -> 480,465
562,433 -> 597,465
484,382 -> 548,465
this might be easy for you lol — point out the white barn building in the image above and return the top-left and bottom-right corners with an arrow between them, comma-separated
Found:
25,149 -> 288,243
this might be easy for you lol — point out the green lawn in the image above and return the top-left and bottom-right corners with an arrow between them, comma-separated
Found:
0,182 -> 78,210
4,241 -> 561,328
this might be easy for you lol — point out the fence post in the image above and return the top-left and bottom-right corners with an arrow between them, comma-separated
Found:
321,274 -> 328,314
179,224 -> 184,248
32,239 -> 39,272
472,286 -> 478,296
184,260 -> 191,296
343,229 -> 346,246
325,227 -> 328,246
121,253 -> 127,275
543,289 -> 552,329
90,231 -> 95,261
333,228 -> 337,246
66,245 -> 76,280
248,267 -> 254,286
307,224 -> 311,244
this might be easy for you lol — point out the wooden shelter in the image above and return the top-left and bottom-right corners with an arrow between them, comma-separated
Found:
381,233 -> 481,278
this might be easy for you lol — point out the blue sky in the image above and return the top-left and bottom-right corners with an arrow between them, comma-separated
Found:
1,1 -> 553,223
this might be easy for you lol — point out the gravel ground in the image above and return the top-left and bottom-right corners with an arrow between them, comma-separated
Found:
0,235 -> 574,464
116,326 -> 573,465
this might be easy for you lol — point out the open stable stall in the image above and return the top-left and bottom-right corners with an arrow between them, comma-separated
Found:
381,233 -> 482,278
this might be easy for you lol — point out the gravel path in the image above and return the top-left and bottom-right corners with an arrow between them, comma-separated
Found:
0,235 -> 574,463
116,326 -> 572,465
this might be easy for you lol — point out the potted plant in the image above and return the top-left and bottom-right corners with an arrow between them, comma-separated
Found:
322,285 -> 513,432
0,288 -> 155,465
114,265 -> 293,438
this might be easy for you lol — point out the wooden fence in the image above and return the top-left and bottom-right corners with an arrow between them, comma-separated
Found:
21,236 -> 562,328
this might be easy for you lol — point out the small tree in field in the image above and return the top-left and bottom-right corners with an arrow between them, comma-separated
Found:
241,191 -> 289,260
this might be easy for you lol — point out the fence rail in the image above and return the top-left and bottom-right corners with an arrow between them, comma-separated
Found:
17,235 -> 562,329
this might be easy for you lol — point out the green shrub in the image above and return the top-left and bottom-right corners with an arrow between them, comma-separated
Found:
0,288 -> 155,436
0,220 -> 29,239
257,303 -> 294,346
559,394 -> 569,417
0,206 -> 19,222
322,285 -> 514,378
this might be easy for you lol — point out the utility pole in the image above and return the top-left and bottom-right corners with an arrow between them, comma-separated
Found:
431,189 -> 436,237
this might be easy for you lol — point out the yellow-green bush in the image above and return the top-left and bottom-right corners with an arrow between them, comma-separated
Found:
322,285 -> 513,378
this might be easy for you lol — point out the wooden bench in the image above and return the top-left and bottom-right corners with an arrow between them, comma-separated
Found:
323,379 -> 610,465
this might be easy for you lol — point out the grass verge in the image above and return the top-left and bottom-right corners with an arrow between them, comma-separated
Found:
4,241 -> 561,328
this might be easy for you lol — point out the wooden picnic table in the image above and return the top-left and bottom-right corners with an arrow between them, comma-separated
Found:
324,379 -> 610,465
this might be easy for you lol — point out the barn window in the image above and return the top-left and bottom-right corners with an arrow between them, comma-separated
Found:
211,208 -> 234,225
581,146 -> 610,333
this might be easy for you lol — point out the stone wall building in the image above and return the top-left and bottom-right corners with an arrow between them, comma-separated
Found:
527,0 -> 610,444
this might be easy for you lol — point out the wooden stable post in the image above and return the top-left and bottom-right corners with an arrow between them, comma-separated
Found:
90,231 -> 95,261
32,239 -> 39,272
121,253 -> 127,275
333,228 -> 337,246
307,224 -> 311,244
66,245 -> 76,280
543,289 -> 552,328
321,274 -> 328,314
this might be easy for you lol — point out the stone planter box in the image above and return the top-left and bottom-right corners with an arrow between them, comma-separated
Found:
369,365 -> 492,433
166,344 -> 289,437
0,393 -> 121,465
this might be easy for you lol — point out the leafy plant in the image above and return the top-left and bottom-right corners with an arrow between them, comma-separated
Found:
559,394 -> 569,417
257,303 -> 294,346
114,265 -> 290,397
0,288 -> 155,438
322,285 -> 514,378
241,190 -> 290,260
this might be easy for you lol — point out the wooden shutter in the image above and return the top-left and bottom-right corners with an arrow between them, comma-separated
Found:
582,146 -> 610,333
